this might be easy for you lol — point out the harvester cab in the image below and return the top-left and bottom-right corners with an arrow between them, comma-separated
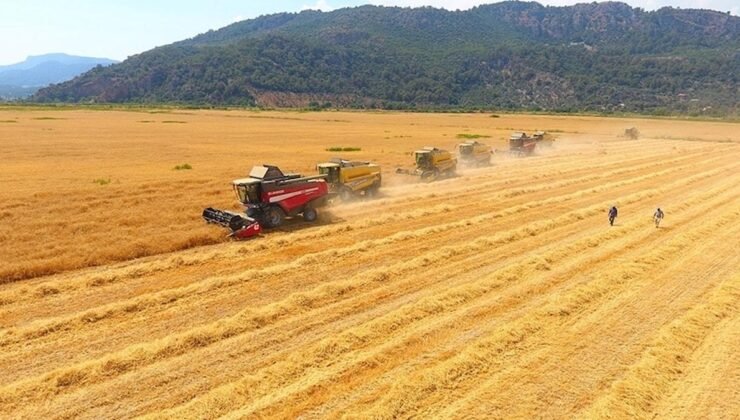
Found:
415,150 -> 433,169
317,158 -> 382,200
203,164 -> 330,239
317,162 -> 341,185
232,165 -> 296,205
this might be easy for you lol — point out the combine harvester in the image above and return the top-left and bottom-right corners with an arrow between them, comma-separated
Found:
396,147 -> 457,181
317,158 -> 382,200
203,165 -> 329,239
509,132 -> 538,157
457,140 -> 492,167
533,131 -> 555,148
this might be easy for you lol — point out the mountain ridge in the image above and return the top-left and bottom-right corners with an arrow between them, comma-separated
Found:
33,2 -> 739,115
0,53 -> 117,99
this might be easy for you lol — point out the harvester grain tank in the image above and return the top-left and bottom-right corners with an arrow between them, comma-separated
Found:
203,164 -> 329,238
509,132 -> 537,156
396,147 -> 457,181
317,158 -> 381,200
457,140 -> 492,166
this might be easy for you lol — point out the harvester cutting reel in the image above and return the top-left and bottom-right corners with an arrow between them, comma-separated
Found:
202,207 -> 261,240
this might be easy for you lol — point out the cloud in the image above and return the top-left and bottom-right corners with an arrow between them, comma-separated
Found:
301,0 -> 335,11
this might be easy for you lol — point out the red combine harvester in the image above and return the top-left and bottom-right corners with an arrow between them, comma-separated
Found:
509,132 -> 537,157
203,165 -> 329,239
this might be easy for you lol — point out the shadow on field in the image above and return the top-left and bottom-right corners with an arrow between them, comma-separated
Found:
264,213 -> 337,234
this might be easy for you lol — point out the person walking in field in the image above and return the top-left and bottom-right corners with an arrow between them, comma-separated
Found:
654,207 -> 664,228
608,206 -> 618,226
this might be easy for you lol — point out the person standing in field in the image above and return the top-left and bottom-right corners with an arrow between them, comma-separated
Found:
608,206 -> 618,226
654,207 -> 665,228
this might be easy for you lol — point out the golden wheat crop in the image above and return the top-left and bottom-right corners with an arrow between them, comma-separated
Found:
0,107 -> 738,418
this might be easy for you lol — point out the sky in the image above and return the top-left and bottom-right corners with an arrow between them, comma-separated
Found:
1,0 -> 736,65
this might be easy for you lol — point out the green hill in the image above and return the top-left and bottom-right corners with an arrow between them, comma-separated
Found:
33,2 -> 740,115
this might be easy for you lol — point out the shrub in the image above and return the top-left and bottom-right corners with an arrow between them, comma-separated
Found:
308,101 -> 332,111
325,147 -> 361,152
93,178 -> 111,185
456,133 -> 491,139
174,163 -> 193,170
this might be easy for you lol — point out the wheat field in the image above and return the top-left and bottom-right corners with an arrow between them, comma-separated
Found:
0,108 -> 738,419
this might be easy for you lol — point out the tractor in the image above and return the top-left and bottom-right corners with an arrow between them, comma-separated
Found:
457,140 -> 492,167
396,147 -> 457,181
317,158 -> 381,201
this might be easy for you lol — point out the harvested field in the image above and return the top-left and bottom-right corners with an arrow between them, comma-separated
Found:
0,108 -> 738,418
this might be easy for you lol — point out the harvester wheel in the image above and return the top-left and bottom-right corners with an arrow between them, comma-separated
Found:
340,187 -> 354,202
263,206 -> 285,228
365,186 -> 378,198
303,207 -> 318,222
421,170 -> 437,182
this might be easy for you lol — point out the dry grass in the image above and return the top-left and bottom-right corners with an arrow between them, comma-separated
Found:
0,108 -> 738,418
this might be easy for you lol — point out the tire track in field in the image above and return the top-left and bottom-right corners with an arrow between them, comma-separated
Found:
650,308 -> 740,418
583,273 -> 739,419
41,179 -> 740,419
259,182 -> 740,418
0,144 -> 701,305
0,140 -> 735,413
0,157 -> 728,390
0,144 -> 716,316
354,203 -> 740,420
1,158 -> 736,414
430,215 -> 740,419
134,178 -> 739,419
2,146 -> 720,334
0,146 -> 724,328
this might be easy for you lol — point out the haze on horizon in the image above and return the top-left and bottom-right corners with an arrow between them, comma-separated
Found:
2,0 -> 737,66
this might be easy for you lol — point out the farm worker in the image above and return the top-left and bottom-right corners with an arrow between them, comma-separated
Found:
608,206 -> 618,226
654,208 -> 665,228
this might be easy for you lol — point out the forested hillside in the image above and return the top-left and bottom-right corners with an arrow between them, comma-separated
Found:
34,2 -> 739,115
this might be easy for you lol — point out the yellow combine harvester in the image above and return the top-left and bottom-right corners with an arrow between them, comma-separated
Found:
457,140 -> 492,166
533,131 -> 555,147
317,158 -> 382,200
396,146 -> 457,181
